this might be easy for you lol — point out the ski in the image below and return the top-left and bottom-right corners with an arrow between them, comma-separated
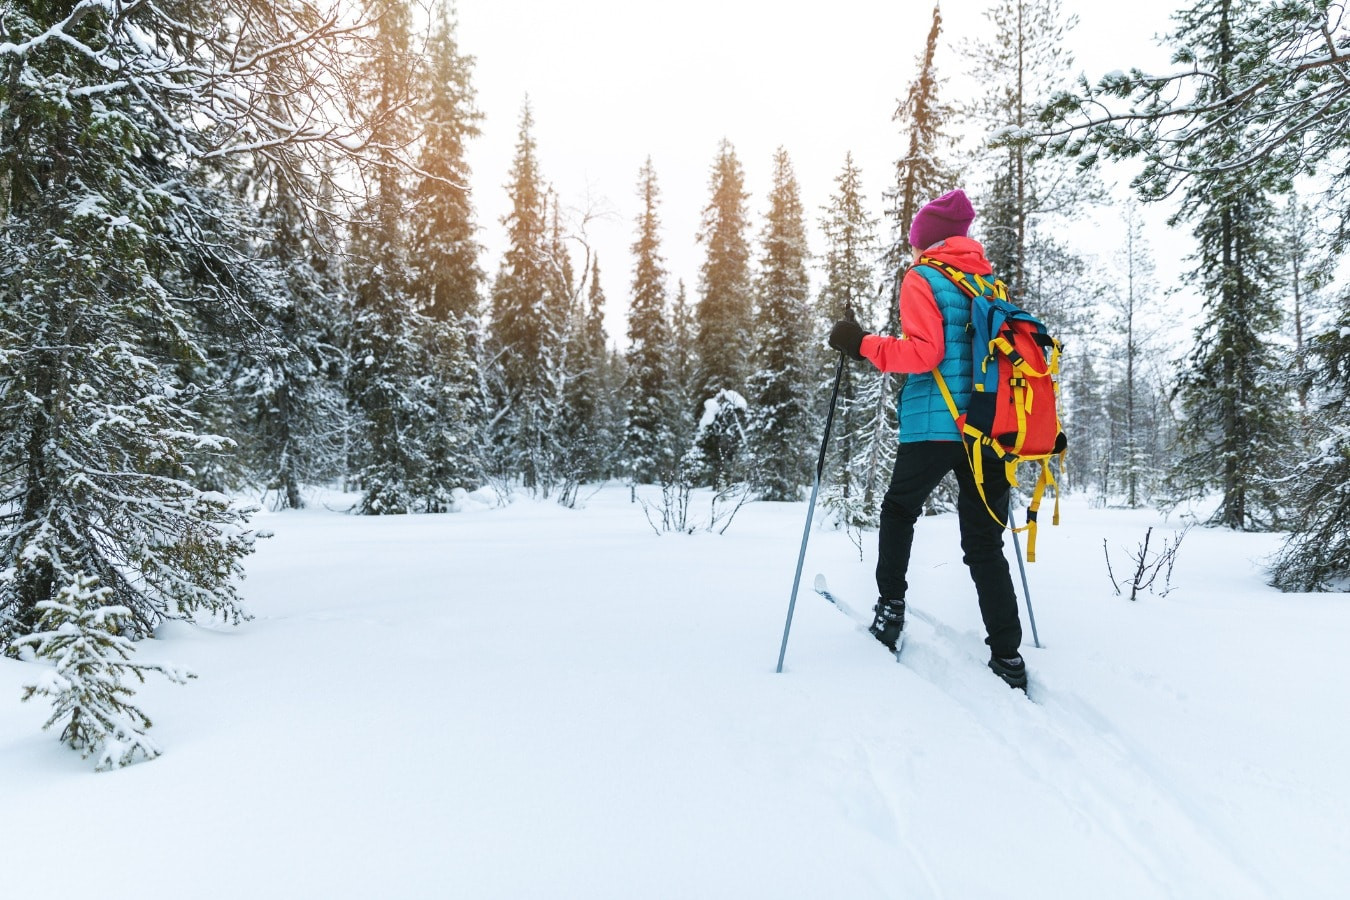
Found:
812,574 -> 904,657
815,574 -> 1034,696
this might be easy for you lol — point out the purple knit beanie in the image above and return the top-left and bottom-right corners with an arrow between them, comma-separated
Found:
908,189 -> 976,250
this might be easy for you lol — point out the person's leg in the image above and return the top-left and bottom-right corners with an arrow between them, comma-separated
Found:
876,442 -> 954,600
951,446 -> 1023,658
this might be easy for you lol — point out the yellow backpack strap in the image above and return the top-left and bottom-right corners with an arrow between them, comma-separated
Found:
934,369 -> 1013,531
968,440 -> 1011,531
1021,459 -> 1049,563
932,368 -> 962,422
1053,450 -> 1066,526
918,257 -> 980,299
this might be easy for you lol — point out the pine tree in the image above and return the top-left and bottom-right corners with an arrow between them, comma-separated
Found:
0,1 -> 391,763
1159,0 -> 1294,530
968,0 -> 1093,304
668,279 -> 700,465
14,575 -> 194,770
1023,242 -> 1106,497
410,6 -> 484,326
690,389 -> 751,494
746,149 -> 814,501
346,1 -> 468,513
1279,196 -> 1332,416
1270,286 -> 1350,590
968,0 -> 1108,377
882,3 -> 956,314
0,6 -> 263,632
1040,2 -> 1350,228
816,154 -> 881,527
416,313 -> 482,506
690,141 -> 755,489
1068,352 -> 1113,500
486,101 -> 563,491
230,124 -> 350,509
169,185 -> 279,497
401,6 -> 484,498
622,158 -> 675,484
543,192 -> 582,496
1038,0 -> 1343,533
1109,208 -> 1162,506
817,155 -> 878,341
862,3 -> 956,518
559,257 -> 616,488
695,140 -> 755,405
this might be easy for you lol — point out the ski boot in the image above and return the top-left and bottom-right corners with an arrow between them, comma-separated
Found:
988,653 -> 1028,691
868,597 -> 906,652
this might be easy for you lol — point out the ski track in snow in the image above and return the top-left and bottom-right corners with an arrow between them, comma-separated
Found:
815,576 -> 1272,897
855,743 -> 949,900
852,596 -> 1275,899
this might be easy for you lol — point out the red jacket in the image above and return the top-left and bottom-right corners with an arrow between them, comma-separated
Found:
859,236 -> 994,374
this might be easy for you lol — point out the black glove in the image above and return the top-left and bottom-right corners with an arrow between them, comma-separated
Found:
828,318 -> 868,361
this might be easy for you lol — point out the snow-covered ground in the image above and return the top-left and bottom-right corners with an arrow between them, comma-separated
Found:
2,485 -> 1346,899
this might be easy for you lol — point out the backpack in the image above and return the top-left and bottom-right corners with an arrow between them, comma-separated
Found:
917,256 -> 1068,562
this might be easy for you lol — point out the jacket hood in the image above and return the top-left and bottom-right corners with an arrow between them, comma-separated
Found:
919,235 -> 993,276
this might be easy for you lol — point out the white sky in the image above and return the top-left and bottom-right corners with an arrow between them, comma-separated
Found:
454,0 -> 1186,340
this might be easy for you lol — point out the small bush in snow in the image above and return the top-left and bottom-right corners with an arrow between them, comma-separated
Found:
1103,526 -> 1189,601
12,574 -> 195,771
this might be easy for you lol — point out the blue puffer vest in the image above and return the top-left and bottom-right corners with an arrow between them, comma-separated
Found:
897,265 -> 973,442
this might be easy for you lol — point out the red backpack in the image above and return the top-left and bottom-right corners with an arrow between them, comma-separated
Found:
919,257 -> 1068,561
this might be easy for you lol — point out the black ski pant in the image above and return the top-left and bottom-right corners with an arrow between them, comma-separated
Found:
876,440 -> 1022,658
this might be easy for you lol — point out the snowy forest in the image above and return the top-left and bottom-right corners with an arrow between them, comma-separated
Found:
1,0 -> 1349,770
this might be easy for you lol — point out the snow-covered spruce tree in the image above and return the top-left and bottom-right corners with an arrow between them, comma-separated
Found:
667,279 -> 701,470
346,1 -> 476,513
1176,11 -> 1295,529
559,257 -> 617,490
694,140 -> 755,409
486,101 -> 565,492
14,574 -> 194,770
1039,1 -> 1350,228
969,0 -> 1103,454
1067,350 -> 1112,500
1269,291 -> 1350,591
816,154 -> 881,529
414,312 -> 482,507
621,158 -> 677,484
869,3 -> 956,515
1038,1 -> 1348,530
745,148 -> 815,501
165,182 -> 277,496
406,4 -> 484,496
968,0 -> 1099,309
536,191 -> 587,500
230,131 -> 351,509
1101,207 -> 1172,507
881,2 -> 956,314
410,5 -> 484,328
690,388 -> 750,494
1143,0 -> 1295,529
1278,195 -> 1333,417
0,1 -> 393,764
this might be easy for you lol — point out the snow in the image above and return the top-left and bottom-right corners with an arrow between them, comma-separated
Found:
697,388 -> 748,431
2,485 -> 1348,898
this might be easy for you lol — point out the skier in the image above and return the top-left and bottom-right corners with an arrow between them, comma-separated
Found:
827,189 -> 1027,690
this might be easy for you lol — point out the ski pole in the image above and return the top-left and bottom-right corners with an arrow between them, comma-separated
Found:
1008,499 -> 1042,649
776,314 -> 852,674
